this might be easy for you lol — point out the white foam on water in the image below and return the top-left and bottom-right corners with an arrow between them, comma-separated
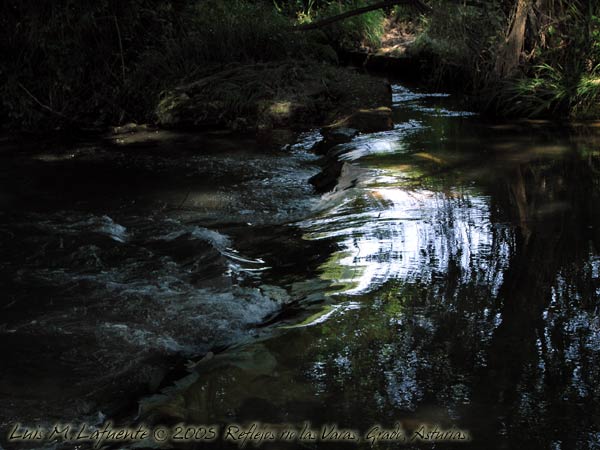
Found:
33,212 -> 130,243
97,286 -> 286,355
157,225 -> 231,250
392,84 -> 451,103
391,84 -> 476,117
95,215 -> 129,242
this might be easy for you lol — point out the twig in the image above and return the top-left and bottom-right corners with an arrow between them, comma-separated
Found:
17,82 -> 73,121
113,15 -> 126,84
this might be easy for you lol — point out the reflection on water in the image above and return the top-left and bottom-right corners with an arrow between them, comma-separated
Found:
304,186 -> 505,295
139,85 -> 600,449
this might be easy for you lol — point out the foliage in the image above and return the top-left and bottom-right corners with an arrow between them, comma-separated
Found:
292,0 -> 386,50
496,63 -> 600,119
490,1 -> 600,118
408,1 -> 506,88
4,0 -> 600,127
0,0 -> 331,130
323,0 -> 386,49
403,0 -> 600,118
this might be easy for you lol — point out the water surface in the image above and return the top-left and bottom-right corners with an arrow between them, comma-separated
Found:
1,84 -> 600,450
138,85 -> 600,450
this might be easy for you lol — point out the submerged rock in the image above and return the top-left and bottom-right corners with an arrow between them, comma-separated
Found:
324,106 -> 394,135
326,126 -> 360,142
311,108 -> 394,193
324,126 -> 359,144
313,126 -> 359,155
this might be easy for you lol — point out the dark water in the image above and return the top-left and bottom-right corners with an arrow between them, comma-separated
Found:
1,85 -> 600,450
0,130 -> 325,430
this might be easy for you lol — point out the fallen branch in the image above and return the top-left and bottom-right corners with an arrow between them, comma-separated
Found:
293,0 -> 431,31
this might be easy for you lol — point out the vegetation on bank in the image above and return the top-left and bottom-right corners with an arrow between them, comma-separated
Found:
1,0 -> 336,131
404,1 -> 600,119
2,0 -> 600,131
281,0 -> 600,120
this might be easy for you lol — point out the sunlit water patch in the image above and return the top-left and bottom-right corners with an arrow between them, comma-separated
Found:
301,86 -> 505,295
305,186 -> 509,295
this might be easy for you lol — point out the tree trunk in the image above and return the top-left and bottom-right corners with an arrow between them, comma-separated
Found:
494,0 -> 533,78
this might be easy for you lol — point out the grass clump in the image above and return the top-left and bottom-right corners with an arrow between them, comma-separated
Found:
496,64 -> 600,119
323,0 -> 386,50
490,3 -> 600,119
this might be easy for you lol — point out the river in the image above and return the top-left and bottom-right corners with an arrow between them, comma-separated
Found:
1,83 -> 599,449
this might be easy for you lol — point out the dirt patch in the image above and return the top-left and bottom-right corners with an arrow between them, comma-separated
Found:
376,17 -> 419,56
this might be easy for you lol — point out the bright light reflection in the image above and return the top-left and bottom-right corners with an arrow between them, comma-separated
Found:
306,184 -> 509,296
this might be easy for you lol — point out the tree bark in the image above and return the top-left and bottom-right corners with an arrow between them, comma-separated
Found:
494,0 -> 533,78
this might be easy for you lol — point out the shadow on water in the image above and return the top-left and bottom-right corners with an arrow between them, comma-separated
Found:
136,86 -> 600,449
